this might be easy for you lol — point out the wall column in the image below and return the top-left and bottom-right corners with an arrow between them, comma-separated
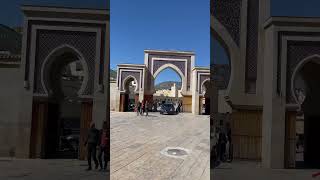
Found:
262,26 -> 286,168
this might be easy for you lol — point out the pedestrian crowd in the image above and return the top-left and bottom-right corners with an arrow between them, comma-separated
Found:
85,121 -> 109,171
134,99 -> 183,116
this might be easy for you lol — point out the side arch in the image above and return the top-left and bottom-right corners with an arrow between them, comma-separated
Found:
291,54 -> 320,105
201,78 -> 211,96
122,75 -> 139,93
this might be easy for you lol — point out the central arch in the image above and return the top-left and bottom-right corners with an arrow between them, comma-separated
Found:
153,63 -> 185,93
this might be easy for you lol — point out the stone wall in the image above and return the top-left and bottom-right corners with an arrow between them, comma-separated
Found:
182,96 -> 192,113
110,80 -> 117,111
0,66 -> 22,157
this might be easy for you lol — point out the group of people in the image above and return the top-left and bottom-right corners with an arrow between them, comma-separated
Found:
136,100 -> 149,116
212,123 -> 233,168
85,121 -> 109,171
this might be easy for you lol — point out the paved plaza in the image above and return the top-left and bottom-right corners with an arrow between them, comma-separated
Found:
110,112 -> 210,180
0,158 -> 108,180
212,161 -> 319,180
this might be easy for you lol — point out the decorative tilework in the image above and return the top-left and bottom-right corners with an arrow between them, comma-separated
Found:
212,64 -> 230,90
34,30 -> 96,95
148,54 -> 192,91
245,0 -> 259,93
211,0 -> 242,46
153,60 -> 185,75
119,70 -> 141,92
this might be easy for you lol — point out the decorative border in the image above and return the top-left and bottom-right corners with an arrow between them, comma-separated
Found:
117,67 -> 145,93
29,25 -> 100,98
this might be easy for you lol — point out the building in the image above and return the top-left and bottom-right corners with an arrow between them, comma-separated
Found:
212,0 -> 320,169
115,50 -> 210,114
0,6 -> 109,160
153,83 -> 183,104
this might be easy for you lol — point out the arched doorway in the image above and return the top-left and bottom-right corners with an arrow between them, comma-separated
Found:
121,76 -> 138,112
292,56 -> 320,168
29,46 -> 92,159
44,51 -> 85,159
153,68 -> 182,112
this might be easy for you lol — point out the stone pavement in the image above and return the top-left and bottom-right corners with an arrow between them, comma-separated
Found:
110,112 -> 210,180
212,160 -> 320,180
0,158 -> 108,180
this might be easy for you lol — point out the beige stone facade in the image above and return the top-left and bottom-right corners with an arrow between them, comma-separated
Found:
212,0 -> 320,169
0,6 -> 109,160
115,50 -> 209,114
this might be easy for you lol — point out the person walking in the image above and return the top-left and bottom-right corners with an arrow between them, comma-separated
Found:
84,122 -> 100,171
178,101 -> 182,113
136,101 -> 141,116
98,121 -> 109,171
218,130 -> 227,162
140,100 -> 145,116
226,122 -> 233,162
145,101 -> 149,116
211,128 -> 220,168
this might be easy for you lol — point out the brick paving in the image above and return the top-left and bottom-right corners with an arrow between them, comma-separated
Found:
212,161 -> 319,180
110,112 -> 210,180
0,158 -> 108,180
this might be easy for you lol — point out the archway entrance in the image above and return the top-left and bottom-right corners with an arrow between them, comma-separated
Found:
293,59 -> 320,168
29,48 -> 92,160
153,68 -> 182,112
21,6 -> 108,160
121,77 -> 138,112
45,52 -> 84,159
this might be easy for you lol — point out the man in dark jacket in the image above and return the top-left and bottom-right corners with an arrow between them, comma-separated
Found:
145,101 -> 149,116
136,101 -> 141,116
98,121 -> 109,171
218,131 -> 227,162
85,122 -> 100,170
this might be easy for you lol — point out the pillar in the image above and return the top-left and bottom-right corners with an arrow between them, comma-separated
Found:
262,26 -> 286,168
192,69 -> 200,115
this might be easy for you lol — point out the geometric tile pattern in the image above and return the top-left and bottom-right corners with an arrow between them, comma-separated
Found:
211,0 -> 242,46
245,0 -> 259,93
34,29 -> 96,95
212,64 -> 230,90
119,70 -> 141,92
148,54 -> 191,91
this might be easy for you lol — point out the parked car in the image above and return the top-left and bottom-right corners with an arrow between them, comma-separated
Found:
160,103 -> 177,115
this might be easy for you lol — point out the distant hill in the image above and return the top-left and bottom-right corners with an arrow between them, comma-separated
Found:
110,69 -> 117,80
155,81 -> 181,90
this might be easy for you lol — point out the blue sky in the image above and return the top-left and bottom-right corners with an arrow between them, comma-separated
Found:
111,0 -> 210,84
